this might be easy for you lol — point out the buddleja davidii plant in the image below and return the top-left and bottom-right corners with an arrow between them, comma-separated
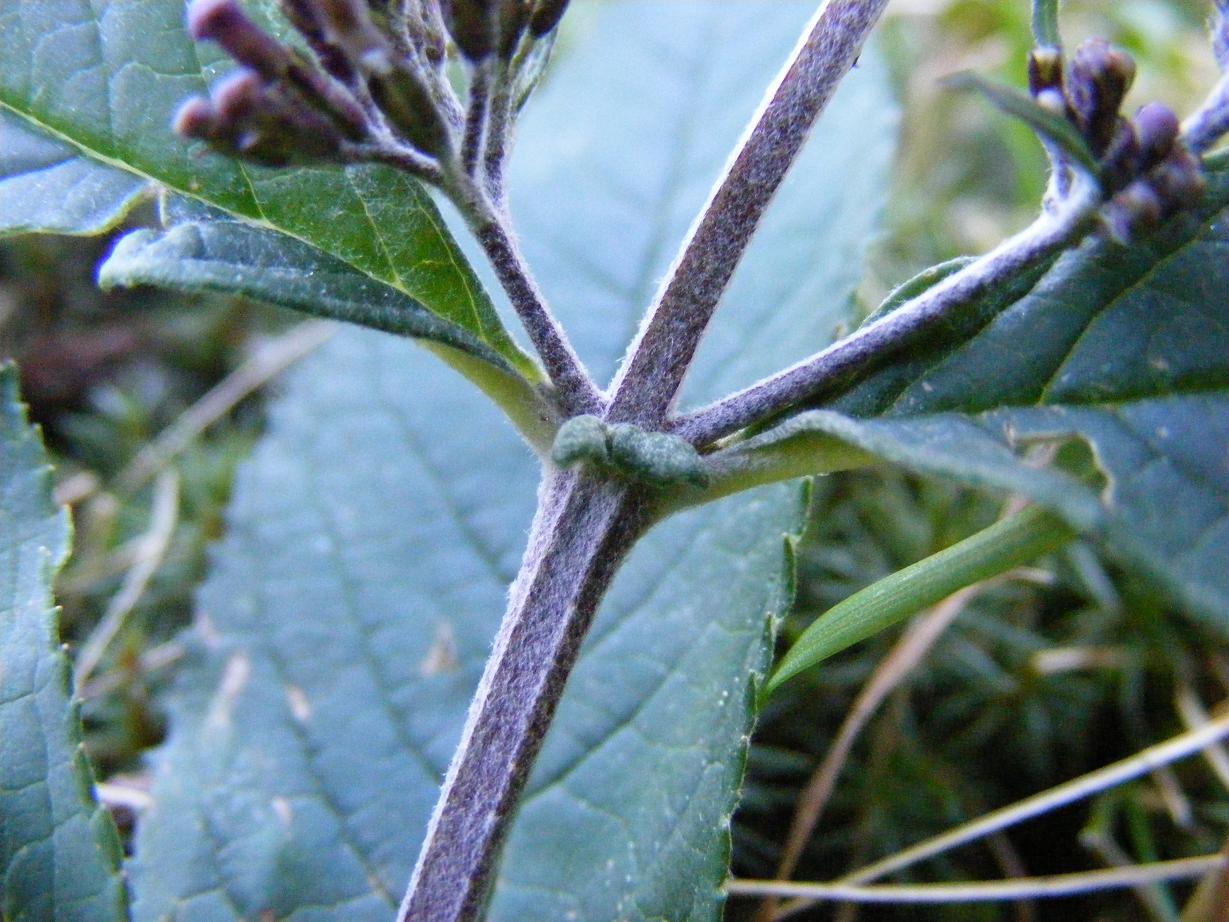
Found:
170,2 -> 1229,920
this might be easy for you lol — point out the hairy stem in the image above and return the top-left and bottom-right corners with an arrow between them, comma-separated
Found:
605,0 -> 890,427
398,472 -> 648,922
670,180 -> 1101,447
459,189 -> 602,416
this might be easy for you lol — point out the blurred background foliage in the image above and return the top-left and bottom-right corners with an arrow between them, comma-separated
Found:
1,0 -> 1225,918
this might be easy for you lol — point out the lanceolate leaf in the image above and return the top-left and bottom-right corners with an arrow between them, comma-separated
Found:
752,155 -> 1229,628
0,111 -> 146,237
0,367 -> 128,922
0,0 -> 532,375
131,4 -> 896,920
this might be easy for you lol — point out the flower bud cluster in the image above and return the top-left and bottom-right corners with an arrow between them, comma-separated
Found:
1028,39 -> 1205,241
174,0 -> 569,180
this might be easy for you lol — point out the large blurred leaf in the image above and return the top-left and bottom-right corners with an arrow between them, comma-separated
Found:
0,367 -> 128,922
0,0 -> 532,375
131,3 -> 895,920
748,156 -> 1229,627
0,111 -> 145,237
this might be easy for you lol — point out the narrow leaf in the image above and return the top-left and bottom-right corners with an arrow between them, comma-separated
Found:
768,505 -> 1075,695
0,366 -> 129,922
947,72 -> 1099,178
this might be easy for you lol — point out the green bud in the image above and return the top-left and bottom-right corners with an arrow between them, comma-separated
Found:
551,415 -> 609,469
607,424 -> 710,489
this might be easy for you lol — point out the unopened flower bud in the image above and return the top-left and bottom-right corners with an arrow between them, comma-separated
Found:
316,0 -> 391,71
1098,118 -> 1141,194
211,68 -> 268,123
188,0 -> 290,82
280,0 -> 356,82
368,63 -> 453,156
1067,38 -> 1136,155
1134,102 -> 1180,169
1149,146 -> 1206,214
498,0 -> 532,59
173,96 -> 223,141
528,0 -> 569,37
1028,46 -> 1064,97
1103,179 -> 1163,243
444,0 -> 497,61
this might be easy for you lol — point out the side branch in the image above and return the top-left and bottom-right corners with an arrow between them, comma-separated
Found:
605,0 -> 890,426
463,195 -> 604,416
670,183 -> 1101,447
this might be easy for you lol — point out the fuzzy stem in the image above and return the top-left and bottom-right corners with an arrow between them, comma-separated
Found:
604,0 -> 890,427
467,202 -> 603,415
670,181 -> 1101,448
1183,70 -> 1229,154
397,472 -> 648,922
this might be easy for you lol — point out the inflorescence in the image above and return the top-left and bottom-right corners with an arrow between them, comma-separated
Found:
174,0 -> 568,197
1028,38 -> 1206,241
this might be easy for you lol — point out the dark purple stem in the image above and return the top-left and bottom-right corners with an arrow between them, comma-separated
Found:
605,0 -> 890,426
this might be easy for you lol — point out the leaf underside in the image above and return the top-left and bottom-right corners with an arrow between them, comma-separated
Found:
0,367 -> 129,922
753,156 -> 1229,628
129,3 -> 896,920
0,0 -> 534,377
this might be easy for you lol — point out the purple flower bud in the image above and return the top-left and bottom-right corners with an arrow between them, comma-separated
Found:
1067,38 -> 1136,155
1103,179 -> 1162,243
1028,46 -> 1063,98
188,0 -> 290,81
528,0 -> 569,37
1134,102 -> 1180,169
172,96 -> 221,141
1149,146 -> 1206,215
315,0 -> 390,69
443,0 -> 497,61
498,0 -> 531,59
1099,118 -> 1141,194
211,68 -> 268,123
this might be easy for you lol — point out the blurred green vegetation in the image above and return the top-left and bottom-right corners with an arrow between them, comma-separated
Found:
1,0 -> 1225,916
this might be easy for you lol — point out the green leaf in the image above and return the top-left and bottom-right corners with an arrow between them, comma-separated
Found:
0,366 -> 129,922
0,110 -> 145,237
99,198 -> 553,448
945,72 -> 1100,178
754,155 -> 1229,629
0,0 -> 533,376
768,505 -> 1075,694
130,3 -> 896,920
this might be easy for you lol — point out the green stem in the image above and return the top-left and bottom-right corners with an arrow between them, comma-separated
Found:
766,505 -> 1076,696
1031,0 -> 1061,49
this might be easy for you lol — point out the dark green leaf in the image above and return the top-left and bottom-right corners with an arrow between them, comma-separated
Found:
0,366 -> 129,922
99,199 -> 552,444
130,3 -> 896,920
0,0 -> 531,374
0,110 -> 145,236
755,156 -> 1229,628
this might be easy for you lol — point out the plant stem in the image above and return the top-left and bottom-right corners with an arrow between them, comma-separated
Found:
605,0 -> 889,427
397,472 -> 649,922
461,193 -> 603,416
670,181 -> 1100,447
